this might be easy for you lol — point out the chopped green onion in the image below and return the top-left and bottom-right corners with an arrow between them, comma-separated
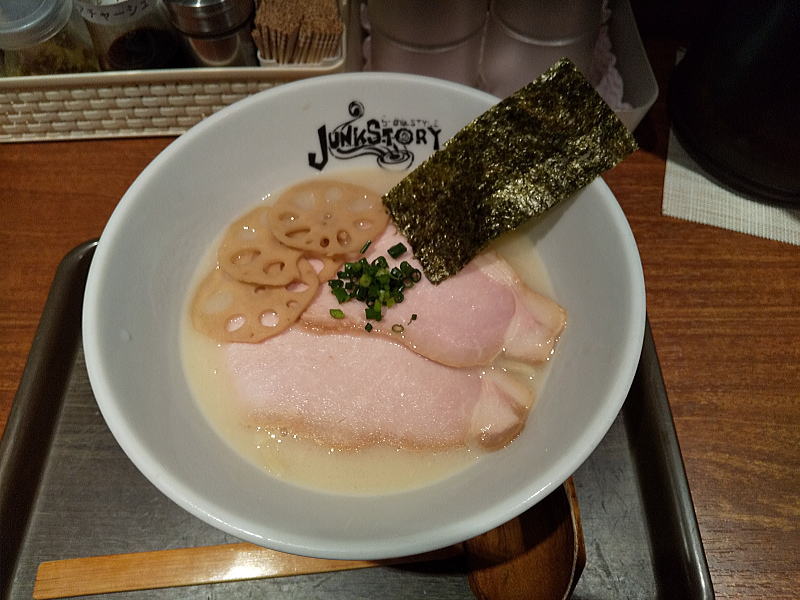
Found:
365,323 -> 373,332
329,308 -> 345,319
332,287 -> 349,303
360,240 -> 372,254
387,243 -> 407,259
328,248 -> 424,324
411,313 -> 418,320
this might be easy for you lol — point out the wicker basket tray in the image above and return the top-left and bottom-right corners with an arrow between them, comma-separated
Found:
0,1 -> 358,143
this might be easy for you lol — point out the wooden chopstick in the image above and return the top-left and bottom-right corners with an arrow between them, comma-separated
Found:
33,542 -> 463,599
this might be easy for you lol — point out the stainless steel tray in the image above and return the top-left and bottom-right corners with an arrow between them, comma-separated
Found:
0,241 -> 714,599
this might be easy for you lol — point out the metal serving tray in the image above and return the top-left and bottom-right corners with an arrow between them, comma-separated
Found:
0,242 -> 713,599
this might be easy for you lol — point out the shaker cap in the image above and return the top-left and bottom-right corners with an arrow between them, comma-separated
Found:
0,0 -> 73,49
164,0 -> 253,36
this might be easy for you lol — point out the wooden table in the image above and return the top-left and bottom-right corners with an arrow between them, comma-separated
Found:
1,41 -> 798,599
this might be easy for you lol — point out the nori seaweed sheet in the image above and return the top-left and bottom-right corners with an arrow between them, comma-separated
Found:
383,58 -> 638,283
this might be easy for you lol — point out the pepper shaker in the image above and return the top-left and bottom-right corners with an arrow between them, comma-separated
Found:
164,0 -> 257,68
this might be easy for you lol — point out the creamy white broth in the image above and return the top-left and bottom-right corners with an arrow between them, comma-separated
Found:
181,169 -> 557,495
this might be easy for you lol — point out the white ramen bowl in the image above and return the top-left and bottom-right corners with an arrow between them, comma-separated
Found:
83,72 -> 646,560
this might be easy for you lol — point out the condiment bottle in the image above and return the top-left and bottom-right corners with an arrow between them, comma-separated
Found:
75,0 -> 192,70
480,0 -> 602,97
367,0 -> 488,86
164,0 -> 257,68
0,0 -> 99,76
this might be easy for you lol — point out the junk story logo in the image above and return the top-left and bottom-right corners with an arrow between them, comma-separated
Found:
308,101 -> 442,171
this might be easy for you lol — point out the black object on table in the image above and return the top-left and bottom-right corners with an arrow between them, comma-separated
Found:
669,0 -> 800,204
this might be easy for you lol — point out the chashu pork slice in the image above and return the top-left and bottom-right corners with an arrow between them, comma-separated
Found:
225,327 -> 533,451
301,227 -> 566,368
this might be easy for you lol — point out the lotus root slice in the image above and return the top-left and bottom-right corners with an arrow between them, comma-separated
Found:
191,259 -> 320,343
267,180 -> 389,256
218,206 -> 305,287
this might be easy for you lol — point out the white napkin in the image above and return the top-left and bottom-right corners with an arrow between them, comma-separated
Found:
662,130 -> 800,246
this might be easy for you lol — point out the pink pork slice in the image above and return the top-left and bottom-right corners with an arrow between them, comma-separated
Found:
301,227 -> 567,368
225,327 -> 532,450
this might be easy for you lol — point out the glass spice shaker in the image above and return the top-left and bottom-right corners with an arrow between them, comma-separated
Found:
367,0 -> 488,86
480,0 -> 602,97
0,0 -> 99,77
75,0 -> 192,70
163,0 -> 257,68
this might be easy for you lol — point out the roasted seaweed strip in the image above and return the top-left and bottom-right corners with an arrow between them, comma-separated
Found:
383,58 -> 638,283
